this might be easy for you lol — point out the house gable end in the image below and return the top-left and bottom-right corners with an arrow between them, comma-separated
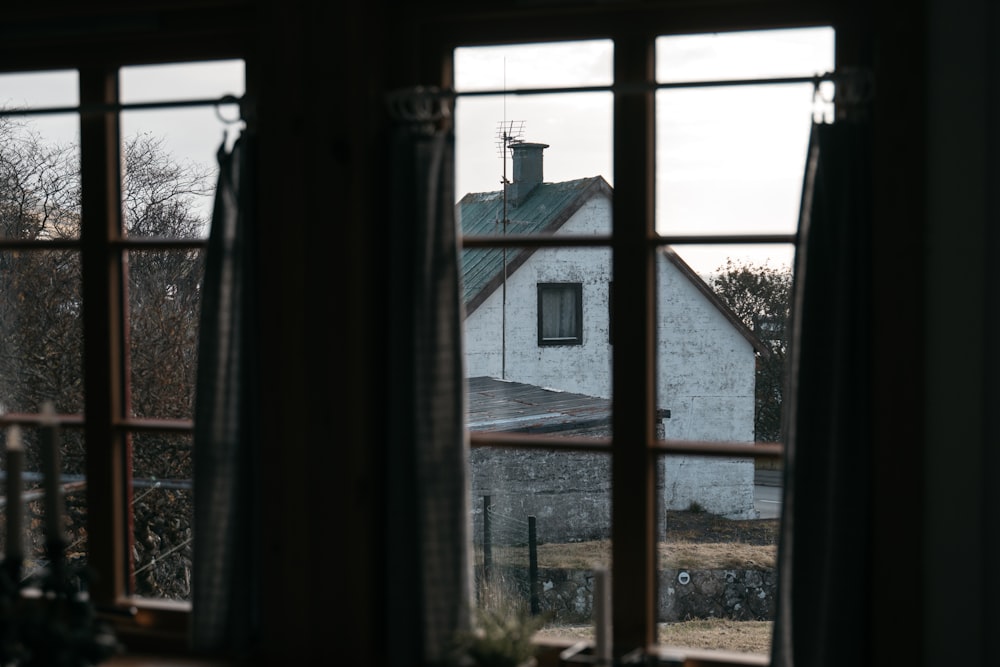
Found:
461,176 -> 611,316
660,247 -> 770,357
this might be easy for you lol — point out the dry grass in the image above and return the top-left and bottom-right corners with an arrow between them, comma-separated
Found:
493,539 -> 776,570
484,511 -> 780,570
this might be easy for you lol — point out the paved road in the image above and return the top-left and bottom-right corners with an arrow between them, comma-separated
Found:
754,484 -> 782,519
754,468 -> 783,519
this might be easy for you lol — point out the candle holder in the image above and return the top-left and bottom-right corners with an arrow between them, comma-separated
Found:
0,540 -> 121,667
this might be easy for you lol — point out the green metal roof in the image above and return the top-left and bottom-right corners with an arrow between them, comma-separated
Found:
458,176 -> 611,314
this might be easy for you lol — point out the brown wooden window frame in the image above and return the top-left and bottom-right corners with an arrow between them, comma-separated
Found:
446,9 -> 837,664
0,61 -> 240,649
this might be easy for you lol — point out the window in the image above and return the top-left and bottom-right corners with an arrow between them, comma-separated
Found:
537,283 -> 583,345
455,23 -> 834,663
0,60 -> 244,638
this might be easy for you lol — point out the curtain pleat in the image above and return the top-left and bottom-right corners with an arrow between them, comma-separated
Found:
385,89 -> 473,667
191,131 -> 260,652
771,119 -> 873,667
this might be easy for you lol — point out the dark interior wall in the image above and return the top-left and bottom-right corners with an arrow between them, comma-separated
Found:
250,2 -> 390,662
252,1 -> 367,661
922,1 -> 999,664
868,5 -> 925,666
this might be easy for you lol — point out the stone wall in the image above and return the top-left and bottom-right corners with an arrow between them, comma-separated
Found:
470,448 -> 616,545
469,447 -> 759,544
484,566 -> 776,625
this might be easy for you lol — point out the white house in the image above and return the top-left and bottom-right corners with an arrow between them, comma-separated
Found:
460,141 -> 768,522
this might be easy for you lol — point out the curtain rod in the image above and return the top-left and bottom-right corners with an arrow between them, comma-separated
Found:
394,67 -> 872,122
450,70 -> 850,98
398,68 -> 872,102
0,93 -> 249,122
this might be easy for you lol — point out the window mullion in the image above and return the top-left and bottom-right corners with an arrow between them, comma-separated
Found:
610,33 -> 657,658
79,67 -> 128,606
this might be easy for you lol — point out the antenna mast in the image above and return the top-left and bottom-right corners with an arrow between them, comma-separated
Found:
495,119 -> 525,381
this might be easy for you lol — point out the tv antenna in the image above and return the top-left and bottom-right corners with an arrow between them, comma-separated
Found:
495,119 -> 524,381
496,119 -> 525,224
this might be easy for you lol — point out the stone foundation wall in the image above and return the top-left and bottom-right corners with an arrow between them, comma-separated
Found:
470,449 -> 759,545
483,566 -> 776,625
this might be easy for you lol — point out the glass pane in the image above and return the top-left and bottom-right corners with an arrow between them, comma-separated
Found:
120,60 -> 245,239
454,40 -> 612,92
669,242 -> 794,279
655,243 -> 790,650
127,248 -> 204,419
656,27 -> 835,83
657,452 -> 777,653
465,248 -> 612,399
129,431 -> 192,600
656,83 -> 822,237
458,40 -> 615,645
652,30 -> 819,651
0,249 -> 83,413
0,70 -> 78,108
0,71 -> 80,242
120,60 -> 244,104
655,28 -> 834,239
470,447 -> 610,634
455,92 -> 612,214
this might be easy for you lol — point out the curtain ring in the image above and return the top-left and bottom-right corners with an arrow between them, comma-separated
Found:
215,94 -> 243,125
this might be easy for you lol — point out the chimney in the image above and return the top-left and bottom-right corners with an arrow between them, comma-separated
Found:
507,142 -> 549,206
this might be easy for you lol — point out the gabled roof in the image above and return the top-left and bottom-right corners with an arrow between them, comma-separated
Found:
459,176 -> 612,314
457,176 -> 768,356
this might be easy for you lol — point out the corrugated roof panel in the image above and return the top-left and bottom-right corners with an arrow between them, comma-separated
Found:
459,177 -> 607,311
466,376 -> 611,434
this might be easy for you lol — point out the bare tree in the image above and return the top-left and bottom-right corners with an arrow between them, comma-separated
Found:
0,119 -> 211,599
710,259 -> 792,443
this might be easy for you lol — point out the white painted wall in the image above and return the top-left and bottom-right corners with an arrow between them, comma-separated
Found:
464,191 -> 758,519
657,256 -> 757,518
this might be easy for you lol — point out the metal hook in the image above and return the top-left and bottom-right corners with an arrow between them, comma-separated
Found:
812,73 -> 835,124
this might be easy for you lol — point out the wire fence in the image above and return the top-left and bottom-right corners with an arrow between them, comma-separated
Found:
0,474 -> 192,597
474,495 -> 541,616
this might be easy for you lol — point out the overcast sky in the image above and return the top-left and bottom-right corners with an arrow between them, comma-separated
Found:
453,27 -> 835,275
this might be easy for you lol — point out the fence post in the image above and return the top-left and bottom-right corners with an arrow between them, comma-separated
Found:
528,515 -> 539,615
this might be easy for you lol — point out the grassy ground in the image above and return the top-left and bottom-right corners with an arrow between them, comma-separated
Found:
483,510 -> 780,570
483,511 -> 780,655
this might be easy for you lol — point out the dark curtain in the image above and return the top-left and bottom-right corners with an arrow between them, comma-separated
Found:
771,119 -> 873,667
384,87 -> 473,667
191,130 -> 260,652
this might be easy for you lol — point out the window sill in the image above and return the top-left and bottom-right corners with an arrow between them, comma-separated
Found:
534,638 -> 769,667
107,657 -> 233,667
